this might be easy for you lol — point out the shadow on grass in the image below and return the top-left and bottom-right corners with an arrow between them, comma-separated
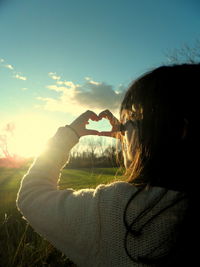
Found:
0,210 -> 76,266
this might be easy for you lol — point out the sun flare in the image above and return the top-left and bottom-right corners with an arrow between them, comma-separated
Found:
8,114 -> 59,158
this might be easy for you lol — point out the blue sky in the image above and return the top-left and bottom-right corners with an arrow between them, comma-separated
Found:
0,0 -> 200,156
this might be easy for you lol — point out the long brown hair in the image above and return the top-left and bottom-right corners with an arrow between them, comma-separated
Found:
121,64 -> 200,265
120,64 -> 200,192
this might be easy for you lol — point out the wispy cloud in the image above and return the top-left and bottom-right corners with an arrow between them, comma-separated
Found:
38,74 -> 126,116
14,74 -> 27,81
1,58 -> 27,81
48,72 -> 61,80
5,64 -> 14,70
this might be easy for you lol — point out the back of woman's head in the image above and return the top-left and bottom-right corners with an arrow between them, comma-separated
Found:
120,63 -> 200,192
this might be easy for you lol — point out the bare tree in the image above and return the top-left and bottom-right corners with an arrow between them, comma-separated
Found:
86,137 -> 98,168
104,145 -> 116,165
0,123 -> 15,158
0,122 -> 26,167
0,134 -> 10,158
165,39 -> 200,64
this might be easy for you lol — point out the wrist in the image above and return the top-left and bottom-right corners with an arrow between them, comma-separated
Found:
65,125 -> 80,139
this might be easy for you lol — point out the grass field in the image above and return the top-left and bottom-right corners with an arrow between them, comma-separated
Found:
0,165 -> 125,267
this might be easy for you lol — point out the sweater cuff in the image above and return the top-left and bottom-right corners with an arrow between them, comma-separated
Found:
32,126 -> 80,172
48,126 -> 79,151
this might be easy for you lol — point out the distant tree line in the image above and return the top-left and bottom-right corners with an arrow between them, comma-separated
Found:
0,131 -> 123,168
67,137 -> 124,168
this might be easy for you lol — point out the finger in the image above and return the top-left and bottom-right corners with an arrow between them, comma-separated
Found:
99,109 -> 116,120
73,111 -> 98,127
83,110 -> 99,121
99,109 -> 112,119
99,110 -> 120,127
98,131 -> 117,138
98,131 -> 112,137
84,129 -> 100,136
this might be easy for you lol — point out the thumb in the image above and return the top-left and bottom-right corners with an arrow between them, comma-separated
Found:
84,129 -> 99,136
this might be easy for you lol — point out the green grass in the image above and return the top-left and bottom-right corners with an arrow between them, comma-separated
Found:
0,166 -> 125,267
60,167 -> 124,190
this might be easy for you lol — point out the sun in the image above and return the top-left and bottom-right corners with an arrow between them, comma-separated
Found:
9,114 -> 59,158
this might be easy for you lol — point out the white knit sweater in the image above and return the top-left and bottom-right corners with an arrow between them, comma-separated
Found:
16,127 -> 188,267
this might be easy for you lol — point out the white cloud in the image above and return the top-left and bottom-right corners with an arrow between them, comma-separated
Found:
5,64 -> 14,70
56,80 -> 77,88
38,76 -> 126,116
48,72 -> 61,80
14,74 -> 27,81
46,85 -> 68,92
1,59 -> 28,81
84,76 -> 92,81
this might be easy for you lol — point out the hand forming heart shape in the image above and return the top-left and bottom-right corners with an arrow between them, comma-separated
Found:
86,118 -> 112,132
69,110 -> 121,138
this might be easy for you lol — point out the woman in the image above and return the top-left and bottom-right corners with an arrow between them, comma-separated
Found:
17,64 -> 199,266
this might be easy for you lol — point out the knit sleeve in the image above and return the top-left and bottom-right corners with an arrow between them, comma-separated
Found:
16,127 -> 102,265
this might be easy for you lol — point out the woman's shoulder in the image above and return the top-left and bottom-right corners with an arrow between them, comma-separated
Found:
95,180 -> 138,195
94,181 -> 188,207
96,180 -> 186,194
